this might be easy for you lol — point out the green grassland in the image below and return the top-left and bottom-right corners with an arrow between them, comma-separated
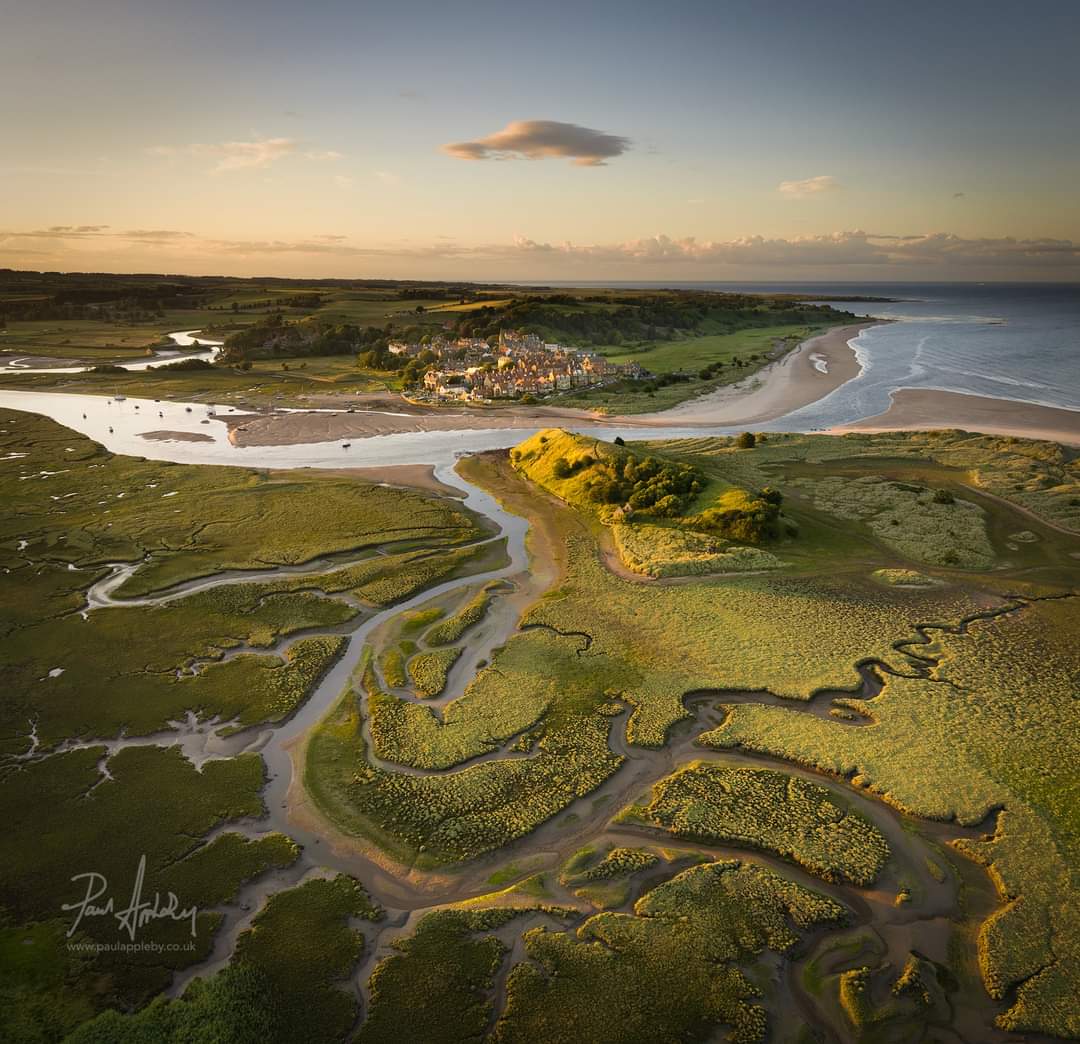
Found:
0,352 -> 405,408
407,647 -> 462,697
521,533 -> 987,747
619,763 -> 889,886
701,596 -> 1080,1038
0,408 -> 490,753
0,406 -> 506,1042
512,428 -> 784,577
660,429 -> 1080,535
0,407 -> 482,599
306,680 -> 622,865
785,472 -> 995,568
4,382 -> 1079,1042
305,428 -> 1078,1037
424,583 -> 498,644
558,845 -> 665,908
0,314 -> 231,358
604,323 -> 820,373
493,860 -> 846,1044
359,907 -> 535,1044
611,522 -> 784,577
0,743 -> 298,1033
69,874 -> 381,1044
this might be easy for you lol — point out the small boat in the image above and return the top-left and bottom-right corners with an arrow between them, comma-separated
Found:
342,443 -> 351,449
108,427 -> 114,433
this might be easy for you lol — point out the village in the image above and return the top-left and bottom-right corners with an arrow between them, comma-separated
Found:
390,329 -> 648,402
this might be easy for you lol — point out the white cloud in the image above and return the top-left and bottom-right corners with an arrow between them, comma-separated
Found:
778,175 -> 840,198
148,138 -> 340,173
442,120 -> 631,166
374,170 -> 401,186
333,175 -> 355,190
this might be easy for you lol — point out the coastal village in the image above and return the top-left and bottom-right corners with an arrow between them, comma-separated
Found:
391,329 -> 647,402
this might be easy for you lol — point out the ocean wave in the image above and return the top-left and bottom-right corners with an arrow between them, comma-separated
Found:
872,312 -> 1008,325
932,365 -> 1064,397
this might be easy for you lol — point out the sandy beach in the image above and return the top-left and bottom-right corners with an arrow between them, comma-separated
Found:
651,321 -> 873,425
834,388 -> 1080,446
226,322 -> 876,447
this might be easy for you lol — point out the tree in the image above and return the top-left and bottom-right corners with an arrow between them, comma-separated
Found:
735,431 -> 756,449
552,457 -> 573,479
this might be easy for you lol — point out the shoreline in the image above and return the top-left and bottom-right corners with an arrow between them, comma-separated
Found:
643,321 -> 873,426
832,388 -> 1080,447
225,321 -> 876,447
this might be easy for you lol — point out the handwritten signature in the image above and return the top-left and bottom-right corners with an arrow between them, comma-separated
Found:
62,855 -> 198,940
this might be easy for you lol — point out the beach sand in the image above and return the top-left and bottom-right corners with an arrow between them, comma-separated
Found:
651,321 -> 872,425
138,429 -> 216,443
833,389 -> 1080,446
313,464 -> 467,497
227,322 -> 877,447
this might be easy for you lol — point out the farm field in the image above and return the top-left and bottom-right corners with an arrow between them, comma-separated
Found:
1,272 -> 860,417
2,411 -> 1078,1043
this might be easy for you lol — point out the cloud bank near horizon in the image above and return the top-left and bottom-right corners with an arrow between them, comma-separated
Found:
442,120 -> 631,166
2,227 -> 1077,276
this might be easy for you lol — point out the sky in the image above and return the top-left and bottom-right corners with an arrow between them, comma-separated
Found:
1,0 -> 1078,281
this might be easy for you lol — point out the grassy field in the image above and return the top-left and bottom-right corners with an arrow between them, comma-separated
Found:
0,743 -> 299,1033
701,595 -> 1080,1038
494,860 -> 846,1044
0,407 -> 502,1041
0,353 -> 403,406
1,274 -> 859,416
603,323 -> 823,373
619,763 -> 889,886
4,397 -> 1079,1040
68,874 -> 381,1044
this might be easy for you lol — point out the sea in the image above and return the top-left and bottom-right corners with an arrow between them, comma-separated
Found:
533,281 -> 1080,429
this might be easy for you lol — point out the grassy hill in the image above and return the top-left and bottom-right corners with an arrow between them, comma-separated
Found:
510,429 -> 785,577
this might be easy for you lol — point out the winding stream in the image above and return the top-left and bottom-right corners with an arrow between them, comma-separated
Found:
0,329 -> 223,375
0,348 -> 1035,1041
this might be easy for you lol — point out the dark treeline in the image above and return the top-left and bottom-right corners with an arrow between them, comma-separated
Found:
453,294 -> 855,349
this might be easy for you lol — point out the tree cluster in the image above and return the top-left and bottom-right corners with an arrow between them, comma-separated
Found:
575,452 -> 705,517
688,487 -> 783,543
